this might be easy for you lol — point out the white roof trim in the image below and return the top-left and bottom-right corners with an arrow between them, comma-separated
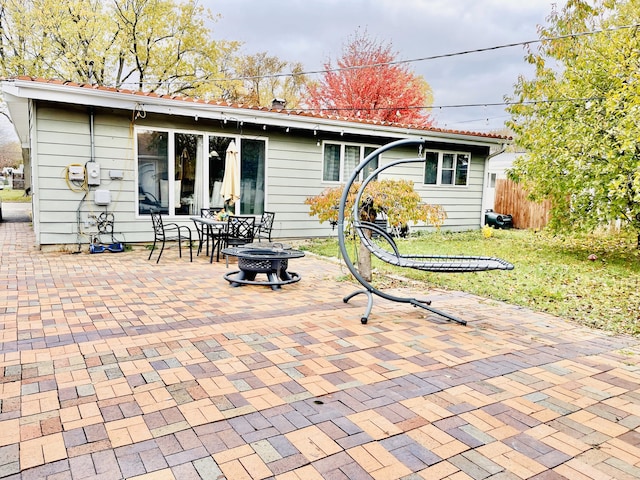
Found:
1,78 -> 507,147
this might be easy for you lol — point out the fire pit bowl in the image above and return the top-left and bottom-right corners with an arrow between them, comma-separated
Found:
221,246 -> 305,290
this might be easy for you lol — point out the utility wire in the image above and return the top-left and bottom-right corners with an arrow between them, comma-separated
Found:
238,23 -> 640,81
119,23 -> 640,85
291,96 -> 606,113
114,24 -> 633,117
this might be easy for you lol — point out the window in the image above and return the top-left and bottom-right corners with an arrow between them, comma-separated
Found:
488,172 -> 497,188
322,142 -> 379,182
174,132 -> 204,215
137,128 -> 265,216
240,138 -> 266,215
208,135 -> 235,209
362,146 -> 379,181
206,136 -> 266,215
424,151 -> 470,186
323,143 -> 341,182
137,130 -> 169,215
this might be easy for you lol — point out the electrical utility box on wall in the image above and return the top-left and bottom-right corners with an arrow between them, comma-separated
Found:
86,162 -> 101,186
68,165 -> 85,181
94,189 -> 111,206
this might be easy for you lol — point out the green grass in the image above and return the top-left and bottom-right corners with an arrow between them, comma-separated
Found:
300,228 -> 640,336
0,189 -> 30,202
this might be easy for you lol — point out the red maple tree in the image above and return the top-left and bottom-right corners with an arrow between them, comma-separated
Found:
306,30 -> 434,127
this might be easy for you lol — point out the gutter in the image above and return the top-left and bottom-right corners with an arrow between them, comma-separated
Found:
487,143 -> 508,160
480,142 -> 509,226
1,78 -> 508,148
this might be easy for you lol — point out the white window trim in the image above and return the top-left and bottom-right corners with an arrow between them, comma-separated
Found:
135,126 -> 269,217
321,140 -> 381,183
423,150 -> 471,187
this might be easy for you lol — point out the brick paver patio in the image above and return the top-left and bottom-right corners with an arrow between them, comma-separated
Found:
1,218 -> 639,479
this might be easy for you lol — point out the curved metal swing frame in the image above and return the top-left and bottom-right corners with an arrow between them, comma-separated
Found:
337,138 -> 513,325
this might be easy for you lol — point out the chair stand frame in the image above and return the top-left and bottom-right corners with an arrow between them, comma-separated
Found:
343,289 -> 465,326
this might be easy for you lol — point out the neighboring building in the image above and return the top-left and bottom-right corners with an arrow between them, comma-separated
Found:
2,77 -> 509,249
482,149 -> 524,214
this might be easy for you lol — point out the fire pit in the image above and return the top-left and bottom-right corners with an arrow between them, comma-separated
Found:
221,244 -> 305,290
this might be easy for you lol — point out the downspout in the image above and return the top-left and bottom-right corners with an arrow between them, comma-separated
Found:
480,143 -> 507,226
28,99 -> 40,247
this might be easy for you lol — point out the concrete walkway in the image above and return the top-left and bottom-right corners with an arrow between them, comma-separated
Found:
0,201 -> 32,223
1,220 -> 639,479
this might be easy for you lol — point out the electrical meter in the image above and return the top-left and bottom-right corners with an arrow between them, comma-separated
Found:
86,162 -> 101,186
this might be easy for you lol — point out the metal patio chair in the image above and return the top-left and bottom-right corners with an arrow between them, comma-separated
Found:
221,215 -> 255,265
256,211 -> 275,242
148,209 -> 192,263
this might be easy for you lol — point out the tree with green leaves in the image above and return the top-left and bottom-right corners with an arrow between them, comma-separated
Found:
0,0 -> 310,107
0,0 -> 239,96
226,52 -> 307,108
506,0 -> 640,247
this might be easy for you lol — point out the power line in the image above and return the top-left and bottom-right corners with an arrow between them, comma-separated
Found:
293,96 -> 605,114
261,23 -> 640,81
131,23 -> 639,83
114,24 -> 634,115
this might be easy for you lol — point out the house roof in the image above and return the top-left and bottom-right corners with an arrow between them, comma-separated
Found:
1,76 -> 510,148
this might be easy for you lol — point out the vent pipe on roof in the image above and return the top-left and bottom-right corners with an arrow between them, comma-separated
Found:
271,98 -> 286,110
88,61 -> 95,85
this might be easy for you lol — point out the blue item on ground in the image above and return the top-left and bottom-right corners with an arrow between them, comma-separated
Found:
107,242 -> 124,253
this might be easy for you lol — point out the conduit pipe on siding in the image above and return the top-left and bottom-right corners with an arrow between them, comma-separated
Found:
89,107 -> 95,163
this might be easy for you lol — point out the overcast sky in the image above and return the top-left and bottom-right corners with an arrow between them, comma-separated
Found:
0,1 -> 566,144
205,0 -> 565,133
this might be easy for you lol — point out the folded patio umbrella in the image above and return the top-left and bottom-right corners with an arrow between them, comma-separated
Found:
220,140 -> 240,207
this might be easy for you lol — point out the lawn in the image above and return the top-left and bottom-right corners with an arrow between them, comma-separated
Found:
0,188 -> 29,202
300,228 -> 640,336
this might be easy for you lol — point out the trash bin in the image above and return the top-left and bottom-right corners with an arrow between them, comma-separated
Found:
484,209 -> 513,229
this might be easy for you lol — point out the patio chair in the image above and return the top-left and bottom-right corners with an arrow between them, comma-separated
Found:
221,215 -> 255,265
256,211 -> 275,242
148,209 -> 193,263
194,208 -> 223,257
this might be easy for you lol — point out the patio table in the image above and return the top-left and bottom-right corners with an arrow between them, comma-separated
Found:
190,216 -> 226,262
190,215 -> 264,262
221,244 -> 305,290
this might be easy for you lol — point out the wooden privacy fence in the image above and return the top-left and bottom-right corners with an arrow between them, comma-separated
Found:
494,178 -> 551,230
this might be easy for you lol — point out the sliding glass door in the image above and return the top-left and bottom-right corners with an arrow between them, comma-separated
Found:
240,138 -> 265,215
208,135 -> 234,209
137,130 -> 169,215
137,129 -> 265,216
174,133 -> 204,215
207,135 -> 266,215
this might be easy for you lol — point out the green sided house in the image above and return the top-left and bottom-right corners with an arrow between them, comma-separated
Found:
1,77 -> 508,249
